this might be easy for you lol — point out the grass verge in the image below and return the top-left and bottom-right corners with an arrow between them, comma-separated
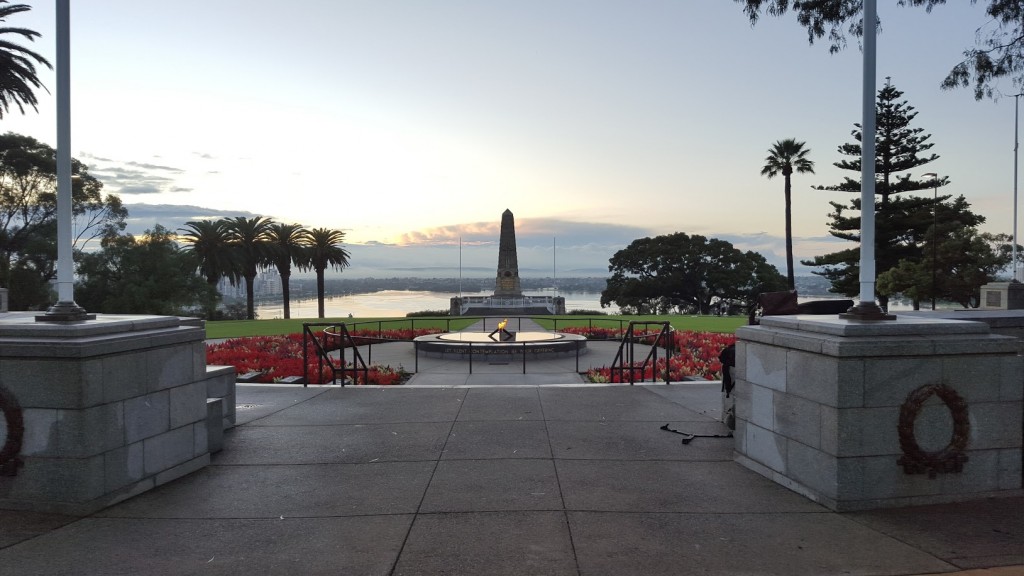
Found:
205,314 -> 745,339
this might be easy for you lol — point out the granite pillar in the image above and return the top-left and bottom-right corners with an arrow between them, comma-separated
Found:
734,315 -> 1023,511
0,313 -> 223,514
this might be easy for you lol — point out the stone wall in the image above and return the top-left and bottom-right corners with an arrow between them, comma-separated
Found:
733,315 -> 1023,511
0,313 -> 226,514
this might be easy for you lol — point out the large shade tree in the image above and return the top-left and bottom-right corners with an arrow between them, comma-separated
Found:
601,232 -> 787,315
76,225 -> 218,315
736,0 -> 1024,100
267,222 -> 310,319
876,195 -> 1013,308
0,1 -> 50,118
0,133 -> 126,309
224,216 -> 275,320
306,227 -> 351,318
761,138 -> 814,290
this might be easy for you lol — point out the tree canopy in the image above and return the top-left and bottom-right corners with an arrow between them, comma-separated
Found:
601,232 -> 787,315
803,81 -> 954,309
307,227 -> 351,319
803,81 -> 1014,308
761,138 -> 814,289
0,1 -> 51,118
76,225 -> 217,316
736,0 -> 1024,99
0,132 -> 126,309
876,197 -> 1013,308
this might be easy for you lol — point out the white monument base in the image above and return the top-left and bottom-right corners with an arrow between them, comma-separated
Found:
734,315 -> 1023,511
0,313 -> 234,515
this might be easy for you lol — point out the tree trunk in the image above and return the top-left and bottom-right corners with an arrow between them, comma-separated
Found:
245,273 -> 256,320
205,276 -> 219,319
281,269 -> 291,319
316,268 -> 326,319
784,174 -> 795,290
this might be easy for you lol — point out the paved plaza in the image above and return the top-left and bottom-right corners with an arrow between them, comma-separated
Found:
0,320 -> 1021,575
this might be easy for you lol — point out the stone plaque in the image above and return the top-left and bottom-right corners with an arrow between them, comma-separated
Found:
986,290 -> 1002,308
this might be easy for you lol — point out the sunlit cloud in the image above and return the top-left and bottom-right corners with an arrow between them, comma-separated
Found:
397,221 -> 499,246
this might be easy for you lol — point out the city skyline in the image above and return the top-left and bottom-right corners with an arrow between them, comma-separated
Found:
3,1 -> 1019,278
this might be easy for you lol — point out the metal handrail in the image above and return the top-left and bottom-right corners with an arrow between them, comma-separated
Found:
609,321 -> 674,385
302,322 -> 368,386
301,316 -> 665,381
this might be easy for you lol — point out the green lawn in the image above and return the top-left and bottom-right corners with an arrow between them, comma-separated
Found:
205,314 -> 745,339
534,315 -> 745,333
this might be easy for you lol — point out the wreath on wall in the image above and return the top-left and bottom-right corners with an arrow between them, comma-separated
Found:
0,384 -> 24,476
896,384 -> 970,478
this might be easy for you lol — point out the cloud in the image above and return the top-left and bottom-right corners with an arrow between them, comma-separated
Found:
123,203 -> 265,236
123,160 -> 184,173
396,221 -> 498,245
119,184 -> 164,195
344,217 -> 652,279
116,204 -> 837,280
82,154 -> 191,196
396,217 -> 652,249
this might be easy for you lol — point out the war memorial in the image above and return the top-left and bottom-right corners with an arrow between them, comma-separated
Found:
0,1 -> 1021,571
449,209 -> 566,316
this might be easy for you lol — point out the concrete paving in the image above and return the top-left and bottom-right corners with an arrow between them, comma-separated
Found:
1,378 -> 1021,575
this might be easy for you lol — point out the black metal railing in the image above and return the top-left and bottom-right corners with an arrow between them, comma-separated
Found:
296,316 -> 673,382
302,322 -> 368,386
608,321 -> 674,385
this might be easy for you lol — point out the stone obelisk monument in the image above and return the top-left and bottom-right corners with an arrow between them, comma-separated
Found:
494,208 -> 523,297
450,209 -> 564,315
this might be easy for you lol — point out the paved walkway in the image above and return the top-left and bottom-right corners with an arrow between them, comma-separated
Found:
1,381 -> 1020,575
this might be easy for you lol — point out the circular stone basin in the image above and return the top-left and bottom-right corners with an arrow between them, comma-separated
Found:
436,331 -> 564,343
414,330 -> 587,359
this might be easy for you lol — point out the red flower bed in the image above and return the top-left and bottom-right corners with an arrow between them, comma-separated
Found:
206,327 -> 735,385
206,330 -> 430,385
320,327 -> 444,349
584,330 -> 736,383
559,326 -> 669,344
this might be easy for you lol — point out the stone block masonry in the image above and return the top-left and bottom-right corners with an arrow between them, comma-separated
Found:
733,314 -> 1023,511
0,313 -> 228,515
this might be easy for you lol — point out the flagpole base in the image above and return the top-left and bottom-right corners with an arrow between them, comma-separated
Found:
35,301 -> 96,322
839,301 -> 896,321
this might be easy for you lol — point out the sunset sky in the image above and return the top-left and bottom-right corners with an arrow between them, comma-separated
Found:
4,1 -> 1018,277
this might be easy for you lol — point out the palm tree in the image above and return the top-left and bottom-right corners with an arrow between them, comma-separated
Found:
267,222 -> 310,319
224,216 -> 275,320
306,227 -> 351,318
178,219 -> 238,318
0,2 -> 51,118
761,138 -> 814,290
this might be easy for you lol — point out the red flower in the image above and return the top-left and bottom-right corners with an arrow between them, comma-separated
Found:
207,332 -> 414,385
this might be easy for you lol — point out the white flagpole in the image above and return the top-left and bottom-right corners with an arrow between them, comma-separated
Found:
39,0 -> 91,321
841,0 -> 891,320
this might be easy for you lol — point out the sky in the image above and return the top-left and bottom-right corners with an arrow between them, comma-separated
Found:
3,1 -> 1019,279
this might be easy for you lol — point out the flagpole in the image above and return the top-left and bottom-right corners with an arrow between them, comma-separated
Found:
38,0 -> 93,322
840,0 -> 892,320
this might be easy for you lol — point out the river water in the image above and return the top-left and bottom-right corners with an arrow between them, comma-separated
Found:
254,290 -> 616,319
253,290 -> 916,320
